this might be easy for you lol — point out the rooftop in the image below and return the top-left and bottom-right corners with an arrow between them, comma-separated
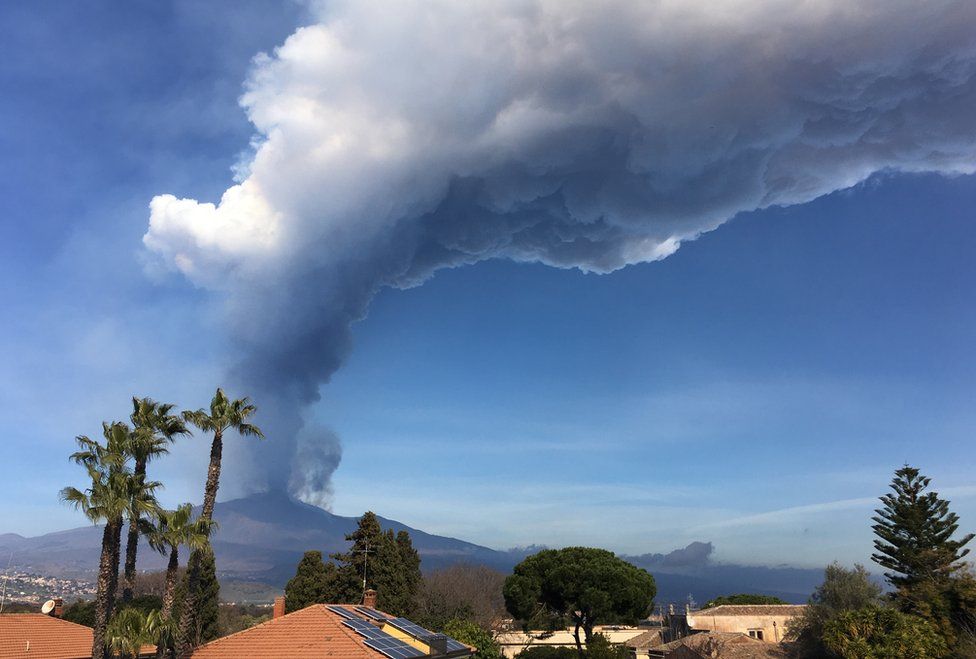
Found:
652,632 -> 787,658
190,604 -> 472,659
691,605 -> 807,618
0,613 -> 152,659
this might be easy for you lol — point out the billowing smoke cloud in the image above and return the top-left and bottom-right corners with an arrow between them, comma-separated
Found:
144,0 -> 976,502
288,424 -> 342,509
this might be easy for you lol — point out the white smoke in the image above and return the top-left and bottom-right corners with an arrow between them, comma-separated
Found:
144,0 -> 976,501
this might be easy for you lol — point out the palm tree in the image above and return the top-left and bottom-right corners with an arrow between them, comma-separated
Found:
147,504 -> 215,620
107,608 -> 164,659
122,398 -> 188,603
175,389 -> 261,655
61,423 -> 161,659
183,388 -> 263,522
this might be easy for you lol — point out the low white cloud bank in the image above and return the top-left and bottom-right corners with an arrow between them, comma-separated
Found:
144,0 -> 976,501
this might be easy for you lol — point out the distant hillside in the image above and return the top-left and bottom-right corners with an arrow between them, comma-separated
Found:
0,490 -> 513,584
1,491 -> 822,604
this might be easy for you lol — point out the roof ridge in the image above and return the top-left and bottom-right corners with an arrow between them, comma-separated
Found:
188,603 -> 384,658
187,602 -> 337,651
1,613 -> 96,630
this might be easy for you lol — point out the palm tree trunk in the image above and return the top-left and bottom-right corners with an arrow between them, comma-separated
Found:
108,520 -> 122,612
122,459 -> 148,603
93,519 -> 119,659
200,430 -> 223,522
176,549 -> 203,657
162,546 -> 179,619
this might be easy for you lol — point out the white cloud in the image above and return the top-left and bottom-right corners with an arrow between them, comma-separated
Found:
143,0 -> 976,498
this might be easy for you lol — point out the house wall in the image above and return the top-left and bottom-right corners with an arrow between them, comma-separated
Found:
685,614 -> 793,643
496,628 -> 646,658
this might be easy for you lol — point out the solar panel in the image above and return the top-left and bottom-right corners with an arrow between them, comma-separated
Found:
387,618 -> 433,638
338,618 -> 427,659
342,618 -> 388,639
364,638 -> 427,659
386,619 -> 468,654
442,639 -> 469,653
357,605 -> 390,621
327,605 -> 357,620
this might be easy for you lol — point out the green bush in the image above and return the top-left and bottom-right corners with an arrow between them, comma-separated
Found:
515,646 -> 578,659
443,618 -> 502,659
821,606 -> 947,659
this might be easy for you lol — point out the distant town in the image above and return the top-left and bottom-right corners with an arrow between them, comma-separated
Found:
0,570 -> 95,605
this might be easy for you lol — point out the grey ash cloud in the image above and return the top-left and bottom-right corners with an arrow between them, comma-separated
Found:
143,0 -> 976,503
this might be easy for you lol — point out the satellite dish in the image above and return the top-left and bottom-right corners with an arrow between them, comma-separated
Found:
41,600 -> 56,615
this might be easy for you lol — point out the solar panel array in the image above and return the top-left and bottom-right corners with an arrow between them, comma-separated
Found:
327,605 -> 467,657
340,616 -> 427,659
387,618 -> 468,653
327,605 -> 357,620
357,606 -> 391,621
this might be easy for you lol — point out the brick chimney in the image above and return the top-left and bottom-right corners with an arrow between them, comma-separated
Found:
273,596 -> 286,619
363,589 -> 378,608
53,598 -> 63,618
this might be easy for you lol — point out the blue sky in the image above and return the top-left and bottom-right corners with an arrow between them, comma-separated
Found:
2,1 -> 975,568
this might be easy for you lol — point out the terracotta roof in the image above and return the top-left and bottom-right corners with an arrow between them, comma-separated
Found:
0,614 -> 95,659
624,629 -> 663,649
191,605 -> 384,659
655,632 -> 787,658
0,614 -> 154,659
692,605 -> 806,617
191,604 -> 473,659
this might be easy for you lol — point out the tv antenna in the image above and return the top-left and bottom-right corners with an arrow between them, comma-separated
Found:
358,539 -> 374,597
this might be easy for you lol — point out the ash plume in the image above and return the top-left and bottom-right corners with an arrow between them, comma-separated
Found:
143,0 -> 976,503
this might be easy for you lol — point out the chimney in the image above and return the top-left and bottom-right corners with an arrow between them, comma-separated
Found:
426,634 -> 448,656
273,596 -> 286,619
53,598 -> 63,618
363,589 -> 378,608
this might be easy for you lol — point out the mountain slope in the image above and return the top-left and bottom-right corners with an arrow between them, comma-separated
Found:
1,491 -> 823,604
0,490 -> 514,583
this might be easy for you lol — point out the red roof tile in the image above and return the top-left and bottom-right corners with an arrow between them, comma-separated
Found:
190,605 -> 390,659
0,614 -> 95,659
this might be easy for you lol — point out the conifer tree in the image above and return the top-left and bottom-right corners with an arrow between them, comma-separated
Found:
393,530 -> 421,615
329,512 -> 422,614
331,511 -> 385,602
285,550 -> 338,612
872,465 -> 974,591
176,546 -> 220,655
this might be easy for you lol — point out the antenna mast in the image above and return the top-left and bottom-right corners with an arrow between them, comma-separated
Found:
359,539 -> 374,597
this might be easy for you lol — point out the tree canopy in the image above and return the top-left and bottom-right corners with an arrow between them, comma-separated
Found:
503,547 -> 655,658
328,512 -> 422,615
822,606 -> 947,659
443,618 -> 502,659
872,466 -> 974,590
703,594 -> 787,608
786,562 -> 883,656
285,550 -> 339,613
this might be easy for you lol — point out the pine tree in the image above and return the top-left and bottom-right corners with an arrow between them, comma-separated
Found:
392,530 -> 421,615
285,550 -> 339,612
328,513 -> 422,614
872,465 -> 974,592
331,511 -> 385,603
